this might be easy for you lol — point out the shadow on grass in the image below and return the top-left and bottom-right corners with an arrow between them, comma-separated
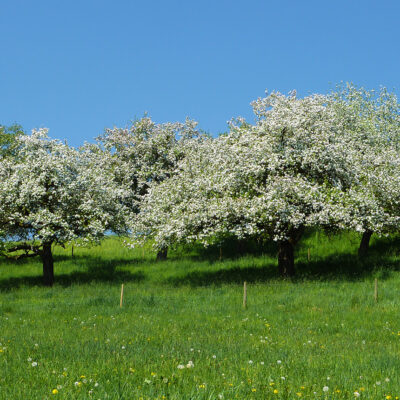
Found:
0,253 -> 146,268
166,265 -> 277,287
0,261 -> 145,291
172,237 -> 278,263
369,234 -> 400,256
1,232 -> 400,289
53,254 -> 147,266
167,251 -> 400,287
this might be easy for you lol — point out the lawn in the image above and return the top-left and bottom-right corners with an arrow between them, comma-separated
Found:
1,232 -> 400,399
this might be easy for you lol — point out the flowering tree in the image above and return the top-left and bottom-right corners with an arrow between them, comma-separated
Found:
0,130 -> 129,286
330,84 -> 400,256
132,91 -> 367,276
97,117 -> 202,260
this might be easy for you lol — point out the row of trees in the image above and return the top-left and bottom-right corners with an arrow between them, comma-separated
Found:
1,84 -> 399,285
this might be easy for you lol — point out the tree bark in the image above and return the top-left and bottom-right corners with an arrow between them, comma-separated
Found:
42,243 -> 54,286
358,230 -> 373,257
156,247 -> 168,261
278,240 -> 295,277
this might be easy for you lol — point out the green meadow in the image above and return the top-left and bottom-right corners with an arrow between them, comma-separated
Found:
1,232 -> 400,399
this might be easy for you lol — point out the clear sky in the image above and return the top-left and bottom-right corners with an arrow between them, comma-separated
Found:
1,0 -> 399,146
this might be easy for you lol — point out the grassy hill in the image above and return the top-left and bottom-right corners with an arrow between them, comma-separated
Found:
0,232 -> 400,399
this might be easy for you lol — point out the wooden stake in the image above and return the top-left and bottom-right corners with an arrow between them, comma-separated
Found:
307,248 -> 310,261
243,281 -> 247,309
120,284 -> 124,308
374,278 -> 378,303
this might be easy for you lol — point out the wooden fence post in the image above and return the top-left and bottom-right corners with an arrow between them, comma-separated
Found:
120,284 -> 124,308
243,281 -> 247,309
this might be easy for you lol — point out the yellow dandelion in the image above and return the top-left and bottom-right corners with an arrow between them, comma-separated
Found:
386,396 -> 392,400
296,393 -> 302,397
273,389 -> 278,394
52,389 -> 58,395
251,388 -> 256,392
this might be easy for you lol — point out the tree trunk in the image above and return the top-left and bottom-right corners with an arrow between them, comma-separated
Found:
358,230 -> 373,257
278,240 -> 295,277
42,243 -> 54,286
238,239 -> 248,255
156,247 -> 168,261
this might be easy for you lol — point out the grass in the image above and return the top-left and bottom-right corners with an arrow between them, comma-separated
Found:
0,231 -> 400,399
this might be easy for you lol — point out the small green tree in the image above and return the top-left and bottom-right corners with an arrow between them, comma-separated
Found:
0,123 -> 25,158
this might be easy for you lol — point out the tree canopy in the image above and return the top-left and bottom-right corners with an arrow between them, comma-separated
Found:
0,123 -> 25,158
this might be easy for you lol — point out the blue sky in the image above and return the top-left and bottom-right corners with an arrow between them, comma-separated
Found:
1,0 -> 399,146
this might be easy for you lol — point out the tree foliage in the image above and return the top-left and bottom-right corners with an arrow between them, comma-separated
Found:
0,123 -> 25,158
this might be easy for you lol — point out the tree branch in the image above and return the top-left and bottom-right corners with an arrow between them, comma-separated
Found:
1,243 -> 43,260
3,252 -> 39,260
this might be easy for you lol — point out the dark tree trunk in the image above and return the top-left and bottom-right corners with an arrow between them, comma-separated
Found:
276,227 -> 304,277
156,247 -> 168,261
42,243 -> 54,286
278,240 -> 295,277
358,230 -> 373,257
238,239 -> 248,255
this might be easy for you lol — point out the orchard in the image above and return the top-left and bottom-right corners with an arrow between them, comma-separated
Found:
1,83 -> 400,284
